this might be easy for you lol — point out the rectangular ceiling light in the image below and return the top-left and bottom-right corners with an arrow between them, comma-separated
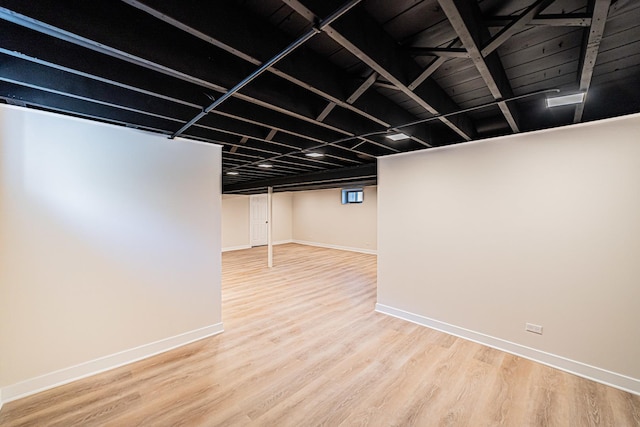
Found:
385,132 -> 410,141
226,171 -> 239,175
305,152 -> 324,158
545,92 -> 585,108
258,163 -> 273,168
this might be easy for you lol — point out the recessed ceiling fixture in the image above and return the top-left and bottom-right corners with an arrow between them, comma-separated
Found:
226,171 -> 239,175
545,92 -> 585,108
385,132 -> 410,141
258,163 -> 273,168
305,152 -> 324,158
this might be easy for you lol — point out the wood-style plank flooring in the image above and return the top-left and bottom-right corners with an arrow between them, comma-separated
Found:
1,244 -> 639,426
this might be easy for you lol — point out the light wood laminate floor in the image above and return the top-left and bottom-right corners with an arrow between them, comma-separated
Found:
1,244 -> 639,426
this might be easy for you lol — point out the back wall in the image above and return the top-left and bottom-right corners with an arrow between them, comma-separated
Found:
221,187 -> 377,254
292,187 -> 377,254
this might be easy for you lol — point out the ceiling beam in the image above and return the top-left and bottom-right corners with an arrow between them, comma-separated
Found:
0,80 -> 180,134
282,0 -> 476,142
0,52 -> 367,167
481,0 -> 554,57
214,99 -> 343,143
346,72 -> 378,104
265,128 -> 278,141
0,54 -> 192,121
316,102 -> 336,121
574,0 -> 612,123
407,39 -> 460,92
223,163 -> 376,194
315,71 -> 406,151
0,11 -> 418,169
0,3 -> 379,143
119,0 -> 433,146
170,0 -> 364,138
408,57 -> 448,91
336,71 -> 417,150
0,16 -> 402,160
438,0 -> 521,133
122,0 -> 380,126
485,14 -> 592,28
347,72 -> 421,150
216,145 -> 331,172
229,136 -> 248,154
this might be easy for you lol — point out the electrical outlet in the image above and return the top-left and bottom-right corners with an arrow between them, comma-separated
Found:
525,323 -> 543,335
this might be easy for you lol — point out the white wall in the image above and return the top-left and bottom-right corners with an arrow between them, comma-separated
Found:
0,105 -> 223,403
221,195 -> 250,251
272,192 -> 293,244
377,113 -> 640,394
292,187 -> 377,254
221,187 -> 377,254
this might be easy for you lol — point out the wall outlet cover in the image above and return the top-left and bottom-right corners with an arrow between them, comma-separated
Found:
526,323 -> 543,334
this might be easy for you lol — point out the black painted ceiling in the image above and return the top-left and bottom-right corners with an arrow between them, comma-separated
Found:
1,0 -> 638,194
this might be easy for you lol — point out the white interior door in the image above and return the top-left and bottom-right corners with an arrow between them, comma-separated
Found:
250,194 -> 268,246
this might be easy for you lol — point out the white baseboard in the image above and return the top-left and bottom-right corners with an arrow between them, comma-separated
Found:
222,241 -> 293,252
375,304 -> 640,396
273,239 -> 293,245
293,240 -> 377,255
0,323 -> 224,405
222,245 -> 251,252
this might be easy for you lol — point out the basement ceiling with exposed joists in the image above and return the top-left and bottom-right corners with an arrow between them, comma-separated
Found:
1,0 -> 639,194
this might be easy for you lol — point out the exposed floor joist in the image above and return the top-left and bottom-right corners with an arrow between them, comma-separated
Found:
0,4 -> 375,143
438,0 -> 521,133
120,0 -> 432,147
0,51 -> 368,168
282,0 -> 476,142
574,0 -> 612,123
170,0 -> 364,138
481,0 -> 554,57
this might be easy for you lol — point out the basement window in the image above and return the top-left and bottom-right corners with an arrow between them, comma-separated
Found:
341,188 -> 363,204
